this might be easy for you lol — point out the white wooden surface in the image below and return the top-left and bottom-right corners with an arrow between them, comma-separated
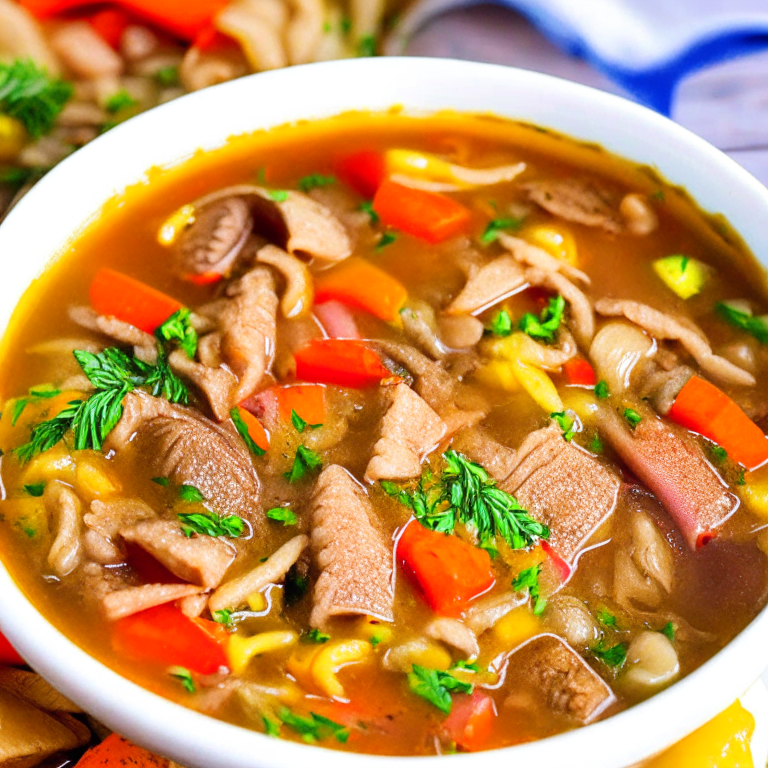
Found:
405,3 -> 768,184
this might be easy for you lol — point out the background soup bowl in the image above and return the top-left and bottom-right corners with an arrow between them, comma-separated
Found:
1,57 -> 768,768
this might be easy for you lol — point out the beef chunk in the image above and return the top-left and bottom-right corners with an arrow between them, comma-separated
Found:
102,582 -> 204,621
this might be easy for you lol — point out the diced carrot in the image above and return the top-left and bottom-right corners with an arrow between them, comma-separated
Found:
294,339 -> 393,389
89,268 -> 182,334
0,631 -> 24,666
668,375 -> 768,470
314,258 -> 408,322
112,603 -> 228,675
336,150 -> 386,197
193,24 -> 234,51
234,405 -> 270,452
444,692 -> 496,752
273,384 -> 326,425
397,520 -> 495,617
187,270 -> 224,286
563,358 -> 597,386
373,180 -> 472,244
76,733 -> 168,767
86,8 -> 132,48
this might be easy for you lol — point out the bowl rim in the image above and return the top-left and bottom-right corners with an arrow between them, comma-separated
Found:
1,56 -> 767,768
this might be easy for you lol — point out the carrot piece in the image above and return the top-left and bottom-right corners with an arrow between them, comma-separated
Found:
234,405 -> 270,452
76,733 -> 168,767
273,384 -> 326,425
668,375 -> 768,470
314,258 -> 408,322
540,540 -> 572,582
373,180 -> 472,244
0,631 -> 24,666
294,339 -> 392,389
398,520 -> 495,617
89,268 -> 182,334
444,692 -> 496,752
563,358 -> 597,386
336,150 -> 386,197
86,8 -> 131,48
112,603 -> 228,675
193,25 -> 234,51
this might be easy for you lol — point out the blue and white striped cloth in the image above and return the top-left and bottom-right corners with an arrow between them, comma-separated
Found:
389,0 -> 768,114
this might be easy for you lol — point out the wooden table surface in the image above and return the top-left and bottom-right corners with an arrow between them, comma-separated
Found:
405,3 -> 768,185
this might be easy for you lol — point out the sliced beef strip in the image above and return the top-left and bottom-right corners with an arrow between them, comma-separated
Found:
445,255 -> 526,315
102,582 -> 204,621
121,519 -> 235,589
501,426 -> 620,563
69,305 -> 157,363
83,498 -> 156,565
504,634 -> 616,723
310,465 -> 394,629
44,481 -> 83,578
600,408 -> 738,550
105,391 -> 263,530
364,383 -> 447,483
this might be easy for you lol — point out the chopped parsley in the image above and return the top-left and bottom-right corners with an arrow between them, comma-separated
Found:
737,468 -> 747,486
168,666 -> 195,693
278,708 -> 349,743
266,507 -> 297,526
0,60 -> 72,138
302,628 -> 330,644
298,173 -> 335,193
291,409 -> 321,433
11,399 -> 28,426
263,715 -> 280,737
284,445 -> 323,483
519,295 -> 565,344
370,633 -> 383,647
377,231 -> 397,251
623,408 -> 642,429
178,510 -> 245,538
480,217 -> 523,243
230,407 -> 266,457
513,564 -> 546,615
152,476 -> 170,487
715,301 -> 768,344
597,608 -> 617,628
709,444 -> 728,463
383,450 -> 549,551
284,568 -> 309,606
407,665 -> 473,714
105,89 -> 137,114
269,190 -> 289,202
212,609 -> 234,628
661,622 -> 676,642
595,380 -> 610,400
550,411 -> 576,442
485,309 -> 513,337
29,386 -> 60,400
156,307 -> 197,359
591,639 -> 628,668
589,433 -> 604,454
155,66 -> 179,87
357,35 -> 377,57
451,660 -> 479,673
359,200 -> 379,224
23,483 -> 45,497
178,484 -> 205,503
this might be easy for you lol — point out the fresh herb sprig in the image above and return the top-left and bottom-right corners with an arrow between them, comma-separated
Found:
513,564 -> 546,615
278,708 -> 349,743
266,507 -> 297,526
519,295 -> 565,344
481,217 -> 523,243
156,307 -> 197,359
485,309 -> 513,337
230,407 -> 266,456
178,510 -> 245,538
407,665 -> 473,713
298,173 -> 335,193
284,445 -> 323,483
591,639 -> 628,668
716,301 -> 768,344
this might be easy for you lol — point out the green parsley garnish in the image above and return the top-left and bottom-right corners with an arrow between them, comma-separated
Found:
284,568 -> 309,606
230,407 -> 266,457
212,609 -> 234,628
9,386 -> 62,427
737,468 -> 747,486
597,608 -> 617,628
382,450 -> 549,551
284,445 -> 323,483
513,564 -> 546,615
11,399 -> 28,426
156,307 -> 197,359
298,173 -> 335,193
278,708 -> 349,743
178,510 -> 245,538
152,476 -> 170,486
591,639 -> 628,668
155,66 -> 179,87
662,621 -> 676,642
302,628 -> 330,644
14,346 -> 187,462
0,60 -> 72,138
370,633 -> 383,647
485,309 -> 513,337
710,444 -> 728,463
623,408 -> 642,429
550,411 -> 576,442
715,301 -> 768,344
480,217 -> 523,243
377,231 -> 397,251
519,295 -> 565,344
595,380 -> 610,400
451,660 -> 480,672
340,16 -> 352,34
269,190 -> 289,202
357,35 -> 376,57
168,666 -> 195,693
179,484 -> 205,503
23,482 -> 45,497
28,385 -> 60,400
266,507 -> 297,526
105,89 -> 137,114
589,433 -> 604,454
263,714 -> 280,737
290,409 -> 322,433
407,665 -> 473,714
359,200 -> 379,224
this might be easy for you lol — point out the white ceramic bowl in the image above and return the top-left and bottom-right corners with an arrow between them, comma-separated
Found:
1,57 -> 767,768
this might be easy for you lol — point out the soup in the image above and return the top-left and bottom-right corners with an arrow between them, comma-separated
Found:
1,112 -> 768,757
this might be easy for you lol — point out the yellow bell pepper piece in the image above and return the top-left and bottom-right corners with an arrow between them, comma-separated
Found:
158,204 -> 195,247
511,358 -> 563,413
492,606 -> 541,650
286,645 -> 322,689
353,616 -> 393,646
0,116 -> 27,161
474,359 -> 520,392
645,700 -> 754,768
386,149 -> 458,184
246,591 -> 268,612
227,630 -> 298,675
739,465 -> 768,520
75,455 -> 121,499
23,442 -> 75,484
523,224 -> 578,267
652,255 -> 708,299
310,639 -> 371,698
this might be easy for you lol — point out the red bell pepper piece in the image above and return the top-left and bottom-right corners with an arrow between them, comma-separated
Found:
336,150 -> 386,198
668,375 -> 768,470
563,358 -> 597,386
87,8 -> 132,49
444,692 -> 496,752
0,631 -> 24,666
89,268 -> 182,334
373,180 -> 472,244
112,603 -> 228,675
397,520 -> 495,617
294,339 -> 393,389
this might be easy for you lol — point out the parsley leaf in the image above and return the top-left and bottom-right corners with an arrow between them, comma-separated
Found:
284,568 -> 309,606
152,476 -> 170,486
298,173 -> 335,193
105,89 -> 136,114
451,660 -> 479,672
168,666 -> 195,693
359,200 -> 379,224
156,307 -> 197,359
178,510 -> 245,538
266,507 -> 297,526
155,66 -> 179,87
550,411 -> 576,442
284,445 -> 323,483
595,380 -> 610,400
513,564 -> 546,615
0,60 -> 72,138
481,217 -> 523,243
597,608 -> 617,628
278,708 -> 349,743
710,444 -> 728,463
662,621 -> 676,642
715,301 -> 768,344
28,385 -> 60,399
737,468 -> 747,486
519,295 -> 565,344
269,190 -> 289,202
230,407 -> 266,457
263,715 -> 280,737
23,482 -> 45,497
11,399 -> 28,426
179,484 -> 205,503
302,628 -> 330,643
212,609 -> 234,628
589,433 -> 604,454
623,408 -> 642,429
290,409 -> 322,434
377,231 -> 397,251
591,639 -> 628,668
407,665 -> 473,714
486,309 -> 513,337
357,35 -> 377,57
